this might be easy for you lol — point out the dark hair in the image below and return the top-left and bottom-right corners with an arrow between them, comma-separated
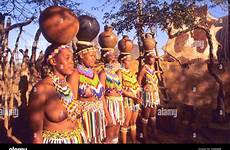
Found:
76,44 -> 93,52
75,43 -> 94,63
118,54 -> 130,63
100,50 -> 114,64
41,44 -> 60,78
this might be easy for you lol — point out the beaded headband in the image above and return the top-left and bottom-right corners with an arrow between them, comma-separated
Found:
144,50 -> 156,57
120,53 -> 131,61
76,40 -> 97,54
102,48 -> 115,57
77,41 -> 93,46
120,52 -> 131,55
47,45 -> 70,62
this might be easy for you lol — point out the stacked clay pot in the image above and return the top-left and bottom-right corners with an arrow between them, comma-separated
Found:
118,35 -> 133,54
76,15 -> 100,42
143,33 -> 156,51
98,25 -> 118,49
39,6 -> 79,44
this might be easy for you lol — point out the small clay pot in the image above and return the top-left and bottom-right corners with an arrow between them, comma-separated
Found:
98,25 -> 118,48
39,6 -> 79,44
143,33 -> 156,50
118,35 -> 133,53
76,15 -> 100,42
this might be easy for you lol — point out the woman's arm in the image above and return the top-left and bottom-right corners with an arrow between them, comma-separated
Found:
98,70 -> 113,126
137,65 -> 146,86
28,83 -> 46,144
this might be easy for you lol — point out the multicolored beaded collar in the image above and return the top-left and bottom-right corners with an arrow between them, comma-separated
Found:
104,65 -> 122,94
121,68 -> 139,91
77,64 -> 104,100
144,65 -> 158,85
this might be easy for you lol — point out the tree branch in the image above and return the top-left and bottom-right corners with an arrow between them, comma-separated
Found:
30,28 -> 41,65
4,16 -> 36,33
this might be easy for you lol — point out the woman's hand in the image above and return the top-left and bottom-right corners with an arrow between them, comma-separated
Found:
134,97 -> 142,105
144,84 -> 151,92
106,114 -> 113,127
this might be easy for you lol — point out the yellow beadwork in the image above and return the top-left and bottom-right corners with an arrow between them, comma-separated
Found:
121,68 -> 140,92
42,126 -> 85,144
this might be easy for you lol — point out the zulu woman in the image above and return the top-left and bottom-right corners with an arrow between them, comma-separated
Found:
98,25 -> 125,144
137,33 -> 161,143
68,15 -> 113,143
28,44 -> 87,144
28,6 -> 86,144
116,36 -> 142,144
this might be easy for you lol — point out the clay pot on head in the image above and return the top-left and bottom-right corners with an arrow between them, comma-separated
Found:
39,6 -> 79,44
118,35 -> 133,53
143,33 -> 156,50
98,25 -> 118,48
76,15 -> 100,42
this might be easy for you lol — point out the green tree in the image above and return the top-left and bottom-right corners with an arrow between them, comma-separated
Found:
101,0 -> 228,121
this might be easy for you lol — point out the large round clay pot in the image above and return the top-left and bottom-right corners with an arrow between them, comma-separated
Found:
39,6 -> 79,44
98,25 -> 118,48
118,35 -> 133,53
143,33 -> 156,51
76,15 -> 100,42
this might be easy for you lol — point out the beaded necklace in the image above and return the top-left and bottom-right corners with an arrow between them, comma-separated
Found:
77,64 -> 104,100
144,65 -> 158,86
104,64 -> 122,93
48,72 -> 81,121
121,68 -> 139,91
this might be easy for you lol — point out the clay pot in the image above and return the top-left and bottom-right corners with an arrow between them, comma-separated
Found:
76,15 -> 100,42
143,33 -> 156,51
118,35 -> 133,53
98,25 -> 118,48
39,6 -> 79,44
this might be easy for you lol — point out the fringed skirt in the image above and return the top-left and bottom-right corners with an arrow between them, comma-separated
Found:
141,90 -> 160,108
106,96 -> 125,125
42,127 -> 87,144
79,100 -> 106,143
123,97 -> 140,112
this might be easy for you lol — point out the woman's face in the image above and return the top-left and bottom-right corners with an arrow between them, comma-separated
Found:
105,51 -> 116,63
52,47 -> 74,76
146,54 -> 155,65
122,56 -> 132,69
80,50 -> 96,68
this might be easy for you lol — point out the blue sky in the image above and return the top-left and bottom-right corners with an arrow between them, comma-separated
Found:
7,0 -> 228,59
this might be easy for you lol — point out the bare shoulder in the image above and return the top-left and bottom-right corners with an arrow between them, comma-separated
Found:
141,64 -> 147,71
32,78 -> 52,93
138,65 -> 146,74
29,78 -> 52,104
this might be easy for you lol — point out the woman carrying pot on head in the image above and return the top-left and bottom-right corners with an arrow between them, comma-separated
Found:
28,44 -> 87,144
137,33 -> 161,143
29,6 -> 86,144
68,41 -> 113,144
116,36 -> 142,144
98,25 -> 125,144
68,16 -> 113,144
